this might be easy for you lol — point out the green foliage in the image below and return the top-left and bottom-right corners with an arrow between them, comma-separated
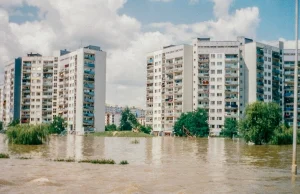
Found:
18,156 -> 31,160
139,125 -> 152,134
270,124 -> 300,145
105,124 -> 117,131
131,139 -> 140,144
8,119 -> 20,127
239,102 -> 282,145
0,153 -> 10,159
119,160 -> 129,165
48,116 -> 67,134
79,159 -> 115,164
120,107 -> 138,131
221,118 -> 238,138
0,121 -> 3,131
92,131 -> 152,137
54,158 -> 75,162
174,108 -> 209,137
6,124 -> 49,145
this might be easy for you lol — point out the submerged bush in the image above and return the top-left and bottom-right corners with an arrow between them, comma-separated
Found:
18,156 -> 31,160
119,160 -> 129,165
0,153 -> 9,159
131,139 -> 140,144
54,158 -> 75,162
270,125 -> 300,145
6,124 -> 49,145
79,159 -> 115,164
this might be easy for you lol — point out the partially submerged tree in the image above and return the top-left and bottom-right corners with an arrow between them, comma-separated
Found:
48,116 -> 67,134
174,108 -> 209,137
239,102 -> 281,145
221,118 -> 238,138
120,107 -> 138,131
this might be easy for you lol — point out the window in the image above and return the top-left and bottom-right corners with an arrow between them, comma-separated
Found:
264,57 -> 267,61
211,62 -> 215,66
211,54 -> 215,59
217,85 -> 222,90
217,78 -> 222,82
211,85 -> 215,89
268,57 -> 271,62
217,117 -> 222,120
211,78 -> 215,82
211,101 -> 215,105
211,70 -> 215,74
217,54 -> 222,59
217,101 -> 222,105
217,70 -> 222,74
211,117 -> 215,120
217,109 -> 222,113
210,109 -> 215,113
217,62 -> 222,66
210,93 -> 215,97
217,93 -> 222,97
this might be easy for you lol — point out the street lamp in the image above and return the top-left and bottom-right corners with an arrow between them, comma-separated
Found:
292,0 -> 299,175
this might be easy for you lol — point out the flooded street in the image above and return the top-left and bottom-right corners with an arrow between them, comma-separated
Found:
0,134 -> 299,194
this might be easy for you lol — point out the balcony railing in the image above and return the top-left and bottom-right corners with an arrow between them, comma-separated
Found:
84,70 -> 95,75
84,113 -> 94,117
84,91 -> 95,96
84,84 -> 94,89
199,73 -> 209,77
85,63 -> 95,68
84,98 -> 94,103
84,56 -> 95,61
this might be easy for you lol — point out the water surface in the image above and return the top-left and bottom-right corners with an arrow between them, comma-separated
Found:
0,135 -> 299,193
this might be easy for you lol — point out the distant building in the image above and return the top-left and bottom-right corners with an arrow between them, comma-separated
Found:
105,113 -> 121,127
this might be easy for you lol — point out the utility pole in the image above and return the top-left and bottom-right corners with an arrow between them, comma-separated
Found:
292,0 -> 299,175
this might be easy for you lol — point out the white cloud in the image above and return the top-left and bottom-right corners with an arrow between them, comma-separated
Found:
0,0 -> 260,108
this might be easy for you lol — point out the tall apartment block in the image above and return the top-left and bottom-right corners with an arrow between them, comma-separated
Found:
1,45 -> 106,134
146,45 -> 193,134
283,49 -> 300,126
243,41 -> 284,107
192,37 -> 248,136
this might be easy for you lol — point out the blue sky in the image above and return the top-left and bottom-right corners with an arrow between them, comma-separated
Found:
1,0 -> 299,107
118,0 -> 296,41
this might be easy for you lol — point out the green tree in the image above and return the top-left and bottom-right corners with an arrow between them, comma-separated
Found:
174,108 -> 209,137
239,102 -> 282,145
120,107 -> 138,131
8,119 -> 20,127
221,118 -> 238,138
48,116 -> 67,134
139,125 -> 152,134
105,124 -> 117,131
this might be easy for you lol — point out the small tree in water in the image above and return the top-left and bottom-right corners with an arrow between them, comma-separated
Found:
120,107 -> 138,131
221,118 -> 238,138
48,116 -> 67,134
174,108 -> 209,137
239,102 -> 281,145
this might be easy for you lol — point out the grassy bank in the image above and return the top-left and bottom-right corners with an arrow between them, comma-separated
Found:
91,131 -> 153,137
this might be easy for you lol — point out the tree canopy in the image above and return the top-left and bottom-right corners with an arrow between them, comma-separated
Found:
239,102 -> 282,145
105,124 -> 117,131
174,108 -> 209,137
48,116 -> 67,134
120,107 -> 138,131
221,118 -> 238,138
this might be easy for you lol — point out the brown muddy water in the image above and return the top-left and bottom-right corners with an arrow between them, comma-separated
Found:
0,134 -> 299,194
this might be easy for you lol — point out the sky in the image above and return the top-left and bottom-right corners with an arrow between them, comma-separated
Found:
0,0 -> 298,108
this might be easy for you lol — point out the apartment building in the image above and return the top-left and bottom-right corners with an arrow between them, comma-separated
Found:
0,85 -> 4,122
283,49 -> 300,127
243,41 -> 284,107
192,37 -> 248,136
3,59 -> 22,125
55,45 -> 106,134
146,44 -> 193,134
105,113 -> 121,127
0,45 -> 106,134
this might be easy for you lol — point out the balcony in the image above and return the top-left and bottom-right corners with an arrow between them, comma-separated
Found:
273,69 -> 280,75
83,120 -> 94,125
23,63 -> 31,67
198,88 -> 209,93
84,98 -> 94,103
257,81 -> 264,87
175,97 -> 183,102
272,62 -> 280,67
84,55 -> 95,61
174,67 -> 183,72
198,104 -> 209,109
225,81 -> 238,85
199,65 -> 209,69
84,70 -> 95,75
84,84 -> 94,89
225,97 -> 238,102
257,58 -> 264,64
165,69 -> 173,74
174,83 -> 182,87
257,65 -> 264,71
199,73 -> 209,77
225,64 -> 238,69
147,80 -> 153,84
84,113 -> 94,117
174,75 -> 183,80
147,59 -> 153,64
199,58 -> 209,62
147,86 -> 153,90
257,88 -> 264,94
257,49 -> 264,55
257,74 -> 264,79
83,105 -> 93,110
225,104 -> 238,109
44,82 -> 52,86
225,112 -> 238,117
198,96 -> 209,101
43,70 -> 53,73
147,73 -> 154,77
225,73 -> 238,77
84,77 -> 95,82
225,88 -> 238,93
85,63 -> 95,68
23,76 -> 31,80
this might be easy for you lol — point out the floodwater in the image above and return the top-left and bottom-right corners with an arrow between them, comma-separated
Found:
0,135 -> 299,194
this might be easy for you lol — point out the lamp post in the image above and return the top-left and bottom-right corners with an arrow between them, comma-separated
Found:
292,0 -> 299,175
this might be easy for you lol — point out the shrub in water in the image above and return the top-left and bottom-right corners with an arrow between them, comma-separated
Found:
119,160 -> 129,165
79,159 -> 115,164
54,158 -> 75,162
131,139 -> 140,144
0,153 -> 9,159
18,156 -> 31,160
6,124 -> 49,145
